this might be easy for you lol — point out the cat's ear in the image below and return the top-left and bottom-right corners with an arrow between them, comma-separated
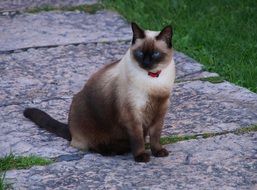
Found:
156,25 -> 173,48
131,22 -> 145,44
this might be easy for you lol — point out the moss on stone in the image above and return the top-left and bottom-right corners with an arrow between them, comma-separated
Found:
200,76 -> 224,84
27,3 -> 104,14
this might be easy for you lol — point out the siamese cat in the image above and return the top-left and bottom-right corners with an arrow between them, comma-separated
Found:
24,23 -> 175,162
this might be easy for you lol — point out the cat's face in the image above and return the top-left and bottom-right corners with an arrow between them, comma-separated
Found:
130,23 -> 173,71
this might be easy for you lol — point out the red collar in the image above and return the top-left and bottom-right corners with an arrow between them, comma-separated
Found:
148,70 -> 161,78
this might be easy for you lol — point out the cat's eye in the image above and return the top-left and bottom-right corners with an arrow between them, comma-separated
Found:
134,50 -> 144,58
152,51 -> 161,59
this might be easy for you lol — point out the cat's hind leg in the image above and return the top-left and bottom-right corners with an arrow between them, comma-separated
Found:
70,136 -> 89,151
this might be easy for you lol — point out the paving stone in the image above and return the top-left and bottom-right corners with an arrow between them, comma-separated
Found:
1,41 -> 256,158
0,42 -> 217,107
1,79 -> 257,158
0,11 -> 131,52
0,42 -> 127,107
164,80 -> 257,136
0,99 -> 80,158
175,51 -> 218,81
5,133 -> 257,189
0,0 -> 97,11
0,41 -> 185,157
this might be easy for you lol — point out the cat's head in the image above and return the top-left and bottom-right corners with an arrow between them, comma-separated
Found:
130,22 -> 173,72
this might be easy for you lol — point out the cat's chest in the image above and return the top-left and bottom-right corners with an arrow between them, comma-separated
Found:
128,87 -> 168,124
128,86 -> 148,110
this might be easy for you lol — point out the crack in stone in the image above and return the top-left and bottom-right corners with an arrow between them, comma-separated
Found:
176,70 -> 204,81
0,96 -> 71,107
0,39 -> 131,55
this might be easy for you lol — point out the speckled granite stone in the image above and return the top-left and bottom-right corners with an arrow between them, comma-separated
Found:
1,41 -> 257,158
0,0 -> 97,11
164,80 -> 257,136
5,133 -> 257,190
1,80 -> 257,158
0,11 -> 131,52
175,51 -> 218,81
0,42 -> 217,107
0,99 -> 80,158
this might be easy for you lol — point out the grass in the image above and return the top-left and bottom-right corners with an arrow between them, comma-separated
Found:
0,173 -> 6,190
104,0 -> 257,93
200,76 -> 224,83
176,76 -> 225,83
234,124 -> 257,134
0,154 -> 52,190
0,154 -> 52,172
159,124 -> 257,145
160,134 -> 197,145
27,3 -> 103,14
146,124 -> 257,149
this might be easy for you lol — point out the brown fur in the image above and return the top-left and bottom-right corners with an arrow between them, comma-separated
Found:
69,61 -> 131,155
130,35 -> 173,72
23,23 -> 174,162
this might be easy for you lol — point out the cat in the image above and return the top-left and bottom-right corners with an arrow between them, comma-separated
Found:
23,22 -> 175,162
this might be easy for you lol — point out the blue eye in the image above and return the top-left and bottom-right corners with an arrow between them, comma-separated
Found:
152,51 -> 160,59
134,50 -> 144,58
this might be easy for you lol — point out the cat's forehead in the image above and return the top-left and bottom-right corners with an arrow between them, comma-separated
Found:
131,30 -> 168,52
144,30 -> 161,38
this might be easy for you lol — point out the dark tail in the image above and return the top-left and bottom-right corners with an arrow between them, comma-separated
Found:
23,108 -> 71,141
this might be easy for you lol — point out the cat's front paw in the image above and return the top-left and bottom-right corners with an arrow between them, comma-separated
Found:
134,152 -> 150,162
152,148 -> 169,157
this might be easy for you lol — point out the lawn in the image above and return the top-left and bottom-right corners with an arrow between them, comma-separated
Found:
104,0 -> 257,93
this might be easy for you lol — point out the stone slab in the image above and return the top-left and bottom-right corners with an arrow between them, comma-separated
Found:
0,0 -> 97,11
0,11 -> 131,52
0,42 -> 128,107
175,51 -> 218,81
5,133 -> 257,189
0,98 -> 80,158
1,80 -> 257,158
164,80 -> 257,136
0,41 -> 256,158
0,41 -> 217,107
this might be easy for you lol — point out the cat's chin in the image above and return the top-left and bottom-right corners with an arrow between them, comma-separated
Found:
138,64 -> 159,72
146,64 -> 168,73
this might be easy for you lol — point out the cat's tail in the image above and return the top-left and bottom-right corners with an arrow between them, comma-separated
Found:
23,108 -> 72,141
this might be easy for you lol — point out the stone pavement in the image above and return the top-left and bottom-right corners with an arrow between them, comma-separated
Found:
0,1 -> 257,189
0,0 -> 97,12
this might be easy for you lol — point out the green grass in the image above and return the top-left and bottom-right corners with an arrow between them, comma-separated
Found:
0,154 -> 52,190
27,3 -> 104,14
0,154 -> 52,172
160,134 -> 197,145
104,0 -> 257,93
0,173 -> 11,190
234,124 -> 257,134
176,76 -> 225,83
158,124 -> 257,145
200,76 -> 224,83
0,173 -> 6,190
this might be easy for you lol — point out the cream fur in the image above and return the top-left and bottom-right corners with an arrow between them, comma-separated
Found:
101,30 -> 175,123
113,49 -> 175,123
145,30 -> 160,38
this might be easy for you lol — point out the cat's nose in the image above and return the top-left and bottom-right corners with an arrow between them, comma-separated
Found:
143,58 -> 151,67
